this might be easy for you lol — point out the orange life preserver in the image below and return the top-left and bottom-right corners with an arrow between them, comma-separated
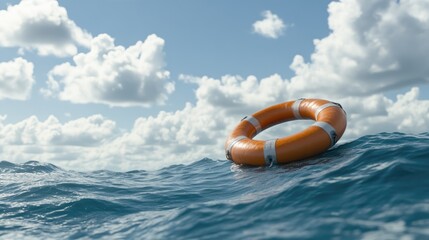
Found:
225,98 -> 347,166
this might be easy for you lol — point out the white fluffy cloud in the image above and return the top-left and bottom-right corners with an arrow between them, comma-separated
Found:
253,10 -> 286,39
288,0 -> 429,98
42,34 -> 174,107
346,88 -> 429,137
0,115 -> 119,170
0,0 -> 91,56
98,102 -> 230,170
0,58 -> 34,100
0,114 -> 117,146
181,74 -> 289,115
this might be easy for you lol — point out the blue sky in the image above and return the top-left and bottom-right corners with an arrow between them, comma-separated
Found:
0,0 -> 428,171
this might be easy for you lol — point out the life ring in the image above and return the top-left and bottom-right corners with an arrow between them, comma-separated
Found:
225,98 -> 347,166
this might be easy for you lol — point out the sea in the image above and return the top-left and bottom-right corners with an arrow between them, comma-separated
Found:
1,132 -> 429,240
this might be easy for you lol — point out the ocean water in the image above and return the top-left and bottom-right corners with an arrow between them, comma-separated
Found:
1,132 -> 429,239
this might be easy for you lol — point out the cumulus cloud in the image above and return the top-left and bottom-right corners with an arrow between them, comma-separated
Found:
41,34 -> 174,107
0,58 -> 35,100
288,0 -> 429,98
0,115 -> 119,170
0,0 -> 91,56
344,88 -> 429,137
253,10 -> 286,39
98,102 -> 230,170
0,114 -> 117,146
181,74 -> 289,115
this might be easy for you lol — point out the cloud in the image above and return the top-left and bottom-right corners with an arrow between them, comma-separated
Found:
0,58 -> 35,100
343,88 -> 429,137
0,114 -> 119,170
181,74 -> 289,115
98,102 -> 230,170
253,10 -> 286,39
288,0 -> 429,98
389,88 -> 429,132
41,34 -> 174,107
0,0 -> 91,56
0,114 -> 117,146
0,101 -> 228,170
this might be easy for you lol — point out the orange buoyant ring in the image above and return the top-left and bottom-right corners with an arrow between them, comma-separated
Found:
225,98 -> 347,166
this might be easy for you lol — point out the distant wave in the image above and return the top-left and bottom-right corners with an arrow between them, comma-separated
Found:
1,132 -> 429,239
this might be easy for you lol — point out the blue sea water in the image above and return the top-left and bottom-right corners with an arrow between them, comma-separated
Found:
1,132 -> 429,239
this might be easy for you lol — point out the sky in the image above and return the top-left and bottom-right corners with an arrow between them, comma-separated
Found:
0,0 -> 428,171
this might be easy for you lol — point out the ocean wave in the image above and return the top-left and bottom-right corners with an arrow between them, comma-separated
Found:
1,132 -> 429,239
